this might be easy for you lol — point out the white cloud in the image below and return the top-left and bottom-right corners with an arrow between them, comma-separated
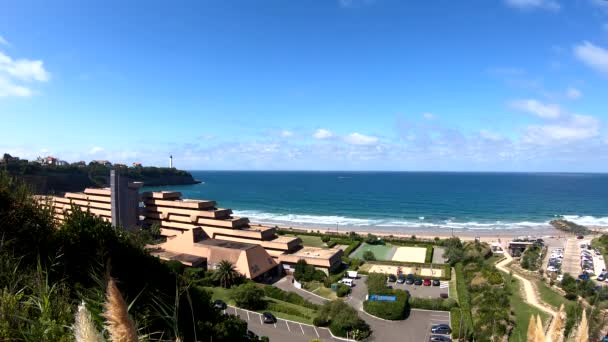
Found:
573,41 -> 608,75
88,146 -> 104,154
0,76 -> 32,97
510,99 -> 562,119
422,112 -> 436,120
479,130 -> 505,142
313,129 -> 333,139
566,87 -> 582,100
280,130 -> 294,138
504,0 -> 560,11
603,23 -> 608,32
0,35 -> 8,46
0,50 -> 49,98
523,116 -> 599,143
344,132 -> 378,145
0,52 -> 50,82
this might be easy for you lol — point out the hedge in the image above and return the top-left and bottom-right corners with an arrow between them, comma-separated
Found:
363,289 -> 409,320
363,273 -> 409,320
409,297 -> 458,311
267,301 -> 314,320
343,240 -> 362,257
263,285 -> 319,310
455,263 -> 474,340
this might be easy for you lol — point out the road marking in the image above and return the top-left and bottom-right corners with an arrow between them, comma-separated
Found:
285,320 -> 290,332
259,313 -> 263,325
246,310 -> 250,321
274,322 -> 277,328
300,323 -> 305,335
313,326 -> 319,338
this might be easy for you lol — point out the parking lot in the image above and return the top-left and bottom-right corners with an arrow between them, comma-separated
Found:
346,275 -> 453,341
225,306 -> 339,342
389,279 -> 450,298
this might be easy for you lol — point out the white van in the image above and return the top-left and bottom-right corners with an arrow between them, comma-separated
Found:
347,271 -> 358,279
339,278 -> 354,287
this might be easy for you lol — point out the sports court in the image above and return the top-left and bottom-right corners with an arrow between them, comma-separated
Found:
391,246 -> 427,263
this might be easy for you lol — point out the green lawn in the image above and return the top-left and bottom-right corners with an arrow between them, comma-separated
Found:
286,234 -> 326,248
303,281 -> 337,299
449,267 -> 458,303
350,243 -> 395,260
507,277 -> 550,342
203,286 -> 319,325
535,280 -> 578,317
204,286 -> 236,305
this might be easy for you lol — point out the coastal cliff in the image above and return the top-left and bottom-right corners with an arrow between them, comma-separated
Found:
2,161 -> 199,194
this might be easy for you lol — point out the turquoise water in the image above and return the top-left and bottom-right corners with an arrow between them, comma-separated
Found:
144,171 -> 608,234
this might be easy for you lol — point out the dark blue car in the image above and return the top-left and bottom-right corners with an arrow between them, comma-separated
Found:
578,273 -> 590,281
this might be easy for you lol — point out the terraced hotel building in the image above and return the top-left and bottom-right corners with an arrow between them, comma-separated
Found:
37,180 -> 343,280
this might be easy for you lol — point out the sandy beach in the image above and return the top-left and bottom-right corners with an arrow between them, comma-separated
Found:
252,221 -> 608,243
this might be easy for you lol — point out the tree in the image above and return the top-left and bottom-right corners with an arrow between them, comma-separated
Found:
232,283 -> 265,310
560,274 -> 578,300
362,250 -> 376,261
213,260 -> 241,288
321,235 -> 331,243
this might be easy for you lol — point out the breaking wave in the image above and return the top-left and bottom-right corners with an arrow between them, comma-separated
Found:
230,210 -> 590,231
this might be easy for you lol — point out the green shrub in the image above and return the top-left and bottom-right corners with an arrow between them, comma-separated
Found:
409,297 -> 458,311
294,260 -> 327,283
336,284 -> 350,297
232,283 -> 265,310
455,263 -> 474,339
343,241 -> 362,257
362,250 -> 376,261
313,300 -> 370,339
321,236 -> 331,243
326,241 -> 337,248
363,289 -> 409,320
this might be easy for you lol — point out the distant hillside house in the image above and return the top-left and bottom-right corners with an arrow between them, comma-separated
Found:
90,160 -> 112,167
113,163 -> 127,168
132,162 -> 142,167
1,153 -> 19,164
35,156 -> 60,166
56,160 -> 69,166
72,161 -> 87,167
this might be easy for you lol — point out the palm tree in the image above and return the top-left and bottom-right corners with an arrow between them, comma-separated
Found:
213,260 -> 240,288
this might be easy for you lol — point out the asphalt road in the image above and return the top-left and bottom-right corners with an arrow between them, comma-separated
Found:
225,305 -> 340,342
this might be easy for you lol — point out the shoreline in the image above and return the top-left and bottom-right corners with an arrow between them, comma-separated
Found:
251,221 -> 608,243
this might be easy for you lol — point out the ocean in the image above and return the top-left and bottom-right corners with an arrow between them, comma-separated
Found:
143,171 -> 608,235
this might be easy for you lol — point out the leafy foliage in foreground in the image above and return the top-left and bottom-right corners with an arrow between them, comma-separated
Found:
0,171 -> 255,341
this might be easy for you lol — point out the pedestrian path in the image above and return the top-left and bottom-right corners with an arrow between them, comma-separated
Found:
496,249 -> 556,317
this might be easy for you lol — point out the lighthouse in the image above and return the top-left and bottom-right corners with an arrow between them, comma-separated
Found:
169,155 -> 173,168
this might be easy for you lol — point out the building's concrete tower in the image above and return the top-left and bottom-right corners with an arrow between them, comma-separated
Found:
169,155 -> 173,168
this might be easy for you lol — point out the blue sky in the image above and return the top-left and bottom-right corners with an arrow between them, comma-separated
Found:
1,0 -> 608,171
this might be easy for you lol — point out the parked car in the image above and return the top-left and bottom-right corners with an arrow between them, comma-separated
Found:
432,279 -> 441,286
547,266 -> 558,273
430,335 -> 452,342
262,312 -> 277,324
577,235 -> 584,239
405,274 -> 415,285
431,324 -> 452,334
579,273 -> 591,281
423,278 -> 432,286
556,274 -> 564,283
414,278 -> 423,286
213,299 -> 227,310
388,274 -> 397,282
397,275 -> 406,284
439,293 -> 449,299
